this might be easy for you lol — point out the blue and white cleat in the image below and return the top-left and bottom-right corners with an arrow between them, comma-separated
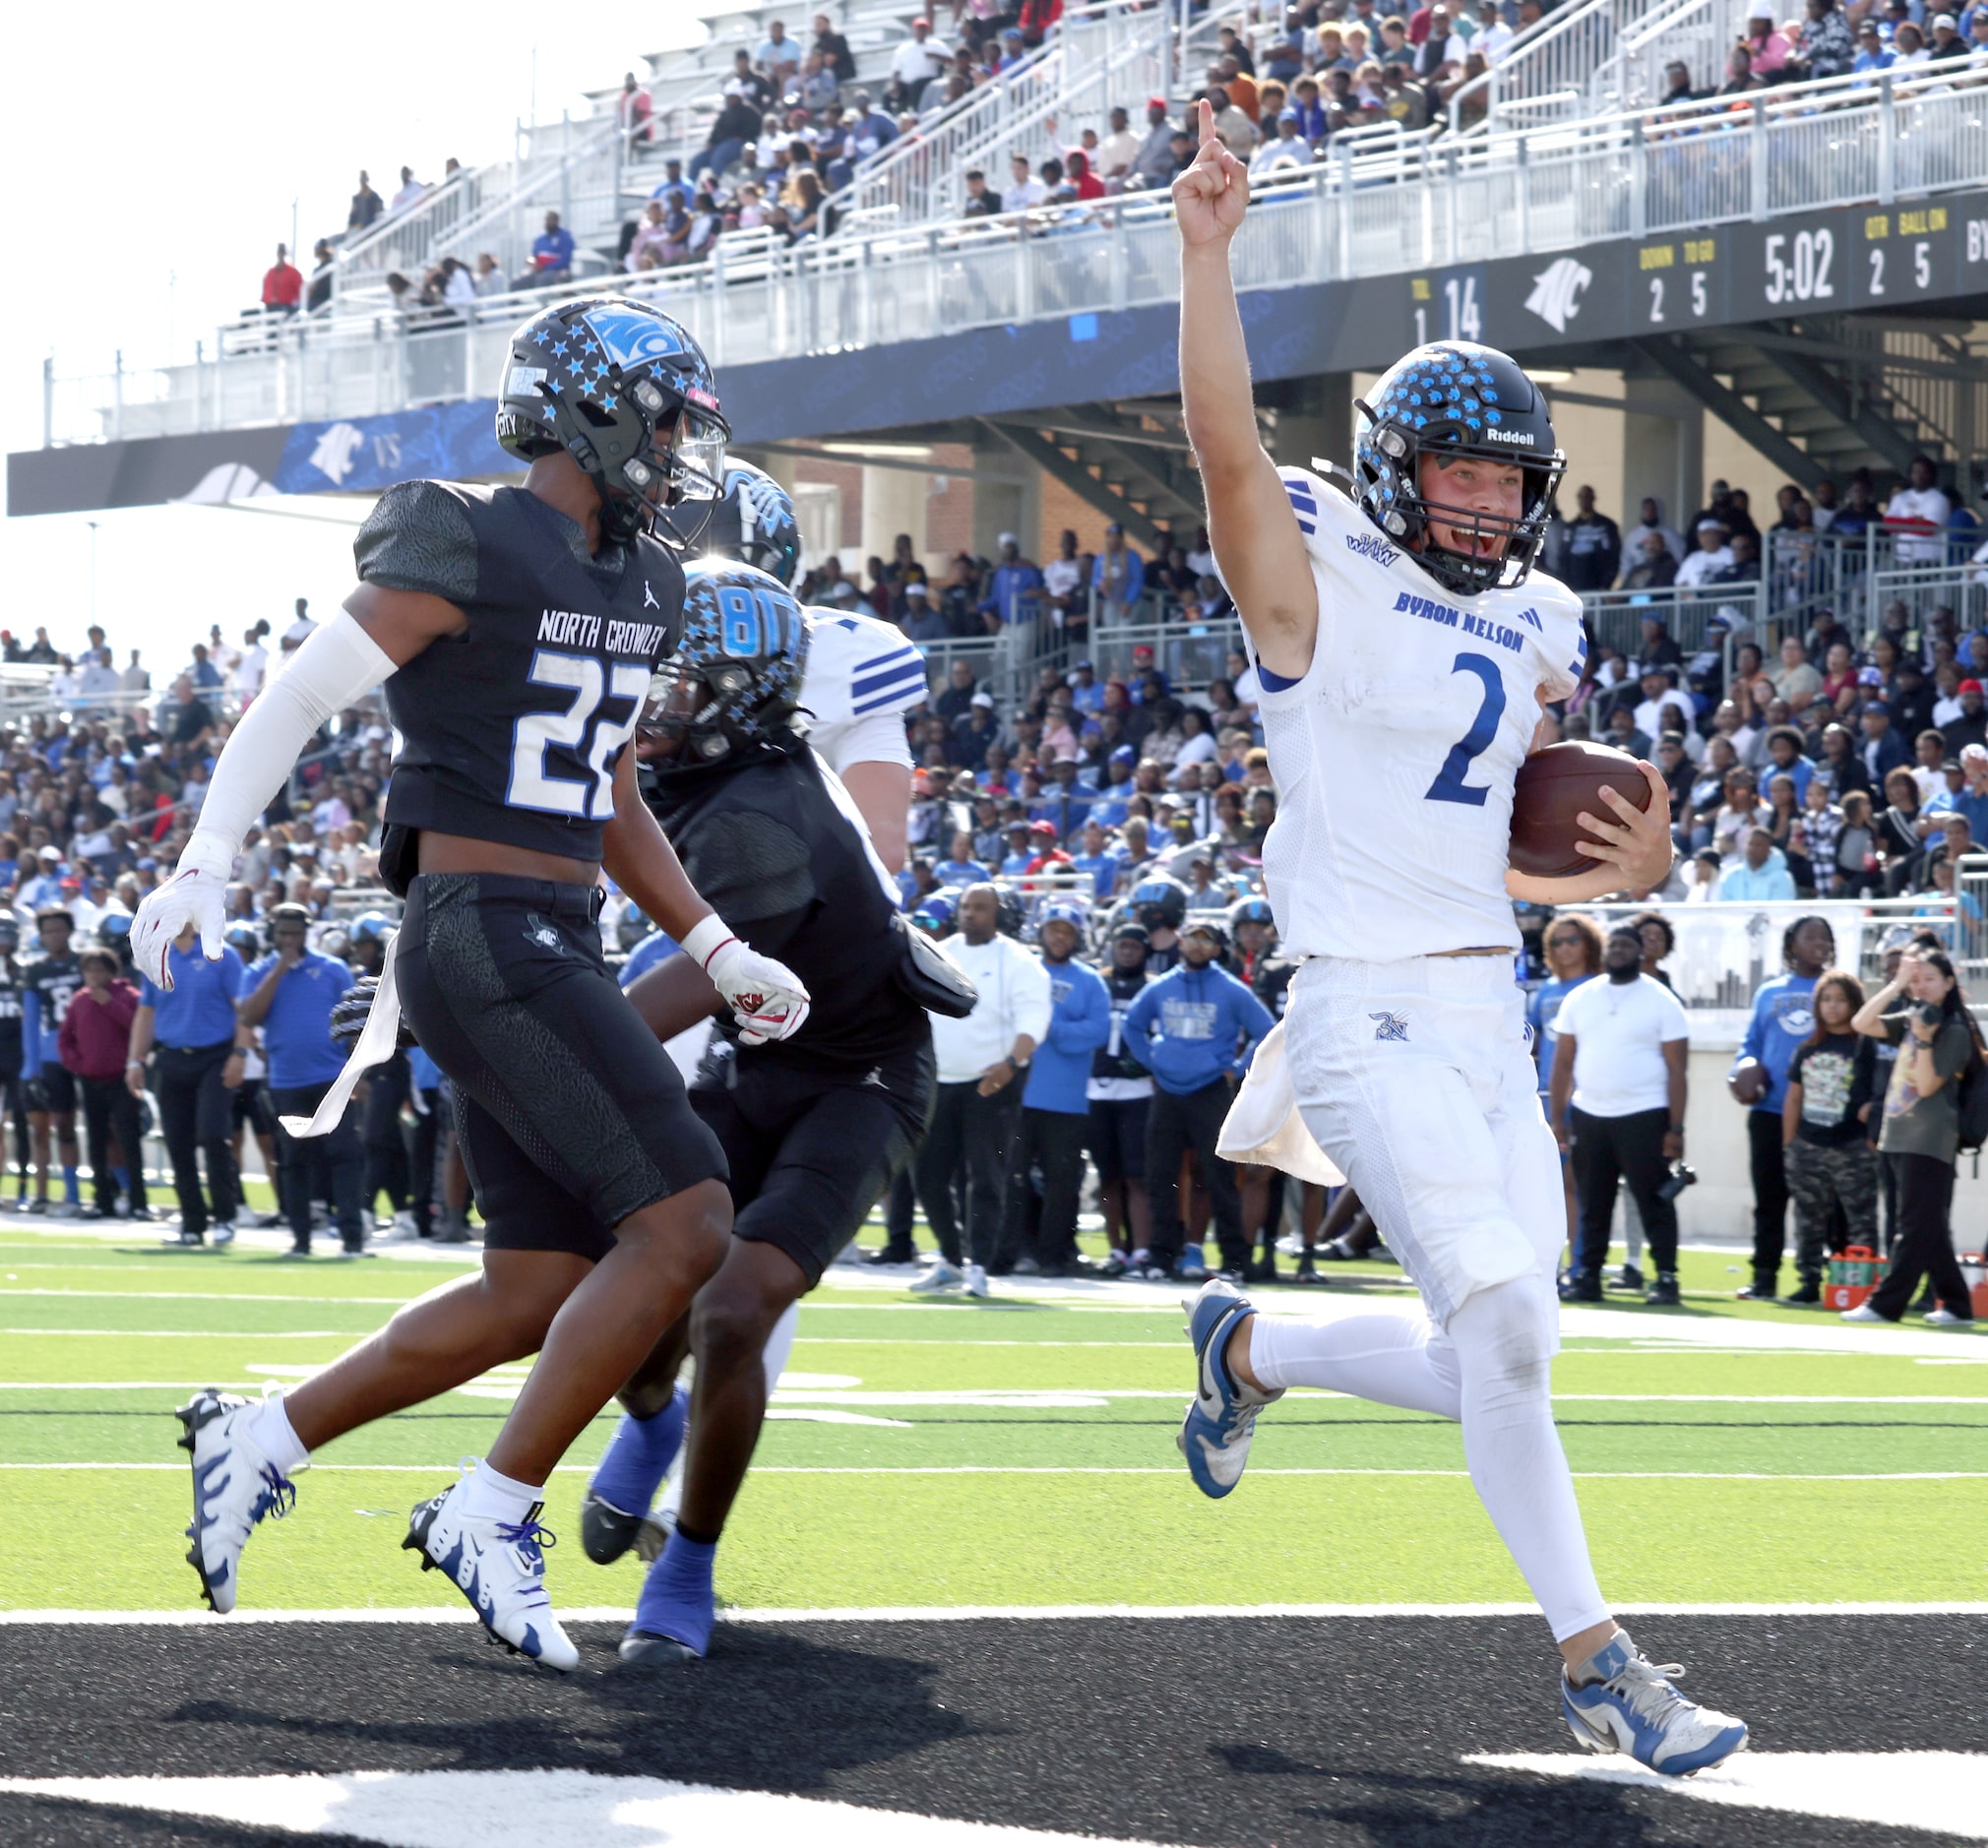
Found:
1176,1277 -> 1282,1499
175,1386 -> 298,1615
1561,1632 -> 1749,1776
403,1478 -> 580,1673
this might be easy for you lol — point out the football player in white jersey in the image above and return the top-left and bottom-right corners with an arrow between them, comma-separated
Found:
1168,100 -> 1747,1776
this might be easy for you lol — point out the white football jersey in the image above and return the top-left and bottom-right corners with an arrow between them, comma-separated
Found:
800,607 -> 925,774
1242,469 -> 1586,962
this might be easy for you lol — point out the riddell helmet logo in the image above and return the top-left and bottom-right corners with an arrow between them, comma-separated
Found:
1485,428 -> 1536,445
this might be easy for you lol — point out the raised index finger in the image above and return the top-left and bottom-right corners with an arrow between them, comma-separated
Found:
1199,94 -> 1215,148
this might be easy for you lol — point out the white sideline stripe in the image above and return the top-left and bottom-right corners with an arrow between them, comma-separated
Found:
0,1329 -> 363,1339
7,1462 -> 1986,1481
7,1381 -> 1987,1408
2,1600 -> 1984,1628
1464,1752 -> 1988,1841
0,1290 -> 413,1304
0,1769 -> 1167,1848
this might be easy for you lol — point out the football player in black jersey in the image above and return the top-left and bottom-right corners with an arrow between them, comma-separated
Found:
575,560 -> 937,1668
21,907 -> 83,1216
0,921 -> 29,1208
136,299 -> 811,1673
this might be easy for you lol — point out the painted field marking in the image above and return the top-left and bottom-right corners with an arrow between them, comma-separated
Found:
0,1770 -> 1167,1848
6,1462 -> 1986,1481
2,1600 -> 1983,1627
1464,1751 -> 1988,1842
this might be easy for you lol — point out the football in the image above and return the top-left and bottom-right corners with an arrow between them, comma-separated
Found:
1509,741 -> 1655,879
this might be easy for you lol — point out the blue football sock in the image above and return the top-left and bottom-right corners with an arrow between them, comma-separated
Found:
62,1166 -> 79,1203
588,1386 -> 689,1517
631,1532 -> 716,1655
112,1166 -> 130,1195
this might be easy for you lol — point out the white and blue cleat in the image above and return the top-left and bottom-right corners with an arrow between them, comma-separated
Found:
404,1477 -> 580,1673
175,1386 -> 298,1615
1176,1278 -> 1282,1499
1562,1632 -> 1749,1776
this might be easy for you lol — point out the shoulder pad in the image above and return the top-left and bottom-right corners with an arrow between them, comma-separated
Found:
352,479 -> 481,603
801,607 -> 929,726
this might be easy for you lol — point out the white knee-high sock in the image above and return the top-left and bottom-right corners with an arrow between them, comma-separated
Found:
1447,1278 -> 1610,1642
1248,1308 -> 1462,1419
762,1299 -> 800,1389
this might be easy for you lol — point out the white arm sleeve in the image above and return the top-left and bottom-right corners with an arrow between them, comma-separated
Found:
178,612 -> 398,880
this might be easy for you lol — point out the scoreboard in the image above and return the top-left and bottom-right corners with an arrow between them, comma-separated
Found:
1367,188 -> 1988,360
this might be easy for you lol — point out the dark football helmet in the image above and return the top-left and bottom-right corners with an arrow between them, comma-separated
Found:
1131,875 -> 1189,933
662,461 -> 803,587
642,561 -> 810,764
496,297 -> 729,545
1228,895 -> 1275,932
1352,341 -> 1565,596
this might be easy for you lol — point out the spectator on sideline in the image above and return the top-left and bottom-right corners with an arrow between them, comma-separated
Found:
1122,917 -> 1272,1281
1729,916 -> 1834,1301
1091,524 -> 1147,625
1780,969 -> 1880,1304
237,903 -> 365,1260
58,948 -> 145,1221
1848,948 -> 1978,1324
1550,924 -> 1690,1306
261,245 -> 303,318
130,924 -> 247,1248
1528,911 -> 1603,1102
911,885 -> 1051,1298
1005,901 -> 1110,1273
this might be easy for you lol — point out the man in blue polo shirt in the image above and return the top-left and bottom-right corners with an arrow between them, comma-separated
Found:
236,903 -> 364,1258
129,924 -> 248,1248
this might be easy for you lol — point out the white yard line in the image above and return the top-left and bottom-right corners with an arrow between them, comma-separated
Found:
1,1600 -> 1982,1627
7,1461 -> 1984,1481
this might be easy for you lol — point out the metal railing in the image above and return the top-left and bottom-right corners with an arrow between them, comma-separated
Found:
827,0 -> 1177,237
41,65 -> 1988,448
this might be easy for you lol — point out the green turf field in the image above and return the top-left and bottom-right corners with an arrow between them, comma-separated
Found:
5,1219 -> 1984,1616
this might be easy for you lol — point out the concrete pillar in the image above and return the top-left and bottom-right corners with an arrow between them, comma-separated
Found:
859,463 -> 930,582
754,449 -> 797,493
1621,376 -> 1705,537
1270,372 -> 1353,476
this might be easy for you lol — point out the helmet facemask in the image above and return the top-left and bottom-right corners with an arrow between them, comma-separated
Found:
1359,420 -> 1564,596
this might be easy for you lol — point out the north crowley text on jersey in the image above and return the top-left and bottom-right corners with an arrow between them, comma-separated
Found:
536,610 -> 672,658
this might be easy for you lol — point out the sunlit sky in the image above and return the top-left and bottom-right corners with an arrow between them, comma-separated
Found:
2,0 -> 717,663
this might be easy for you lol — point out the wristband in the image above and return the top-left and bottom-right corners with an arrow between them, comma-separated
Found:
680,913 -> 738,973
126,1060 -> 144,1070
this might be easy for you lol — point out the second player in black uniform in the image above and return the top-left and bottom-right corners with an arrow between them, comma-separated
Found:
21,908 -> 82,1215
0,922 -> 29,1206
578,560 -> 942,1665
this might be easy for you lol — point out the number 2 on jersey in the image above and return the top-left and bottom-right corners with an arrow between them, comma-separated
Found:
1424,651 -> 1506,807
509,650 -> 651,821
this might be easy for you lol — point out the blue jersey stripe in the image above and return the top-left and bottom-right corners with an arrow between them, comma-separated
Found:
850,665 -> 931,713
1294,519 -> 1316,535
849,654 -> 927,698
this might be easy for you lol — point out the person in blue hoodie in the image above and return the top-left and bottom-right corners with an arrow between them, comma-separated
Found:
1005,900 -> 1112,1275
1728,915 -> 1835,1300
1123,916 -> 1274,1282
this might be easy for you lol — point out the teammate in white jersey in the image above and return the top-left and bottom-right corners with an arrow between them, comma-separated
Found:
1169,100 -> 1747,1777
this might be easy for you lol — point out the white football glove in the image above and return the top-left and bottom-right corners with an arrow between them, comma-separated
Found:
130,837 -> 232,989
681,915 -> 811,1046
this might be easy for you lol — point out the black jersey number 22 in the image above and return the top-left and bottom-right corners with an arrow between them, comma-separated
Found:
508,649 -> 651,822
